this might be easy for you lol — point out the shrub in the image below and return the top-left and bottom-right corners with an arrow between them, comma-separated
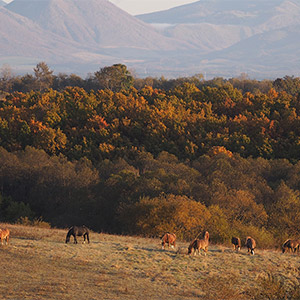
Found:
118,194 -> 211,240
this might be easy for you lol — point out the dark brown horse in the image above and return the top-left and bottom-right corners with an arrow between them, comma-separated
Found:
66,225 -> 90,244
245,236 -> 256,255
188,231 -> 209,256
282,239 -> 300,253
161,233 -> 176,250
231,237 -> 241,251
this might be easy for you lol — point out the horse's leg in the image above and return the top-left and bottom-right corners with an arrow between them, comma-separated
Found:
74,235 -> 77,244
86,233 -> 90,244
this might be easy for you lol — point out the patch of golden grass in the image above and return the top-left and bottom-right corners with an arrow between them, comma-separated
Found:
1,223 -> 300,299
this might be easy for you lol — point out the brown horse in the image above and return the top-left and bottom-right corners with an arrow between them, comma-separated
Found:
161,233 -> 176,250
188,231 -> 209,256
65,225 -> 90,244
231,237 -> 241,251
0,228 -> 10,245
245,236 -> 256,255
282,239 -> 300,253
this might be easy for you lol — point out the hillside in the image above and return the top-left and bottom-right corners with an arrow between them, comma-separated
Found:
0,7 -> 115,73
136,0 -> 300,78
1,223 -> 300,299
6,0 -> 188,51
202,24 -> 300,78
137,0 -> 300,29
2,0 -> 300,80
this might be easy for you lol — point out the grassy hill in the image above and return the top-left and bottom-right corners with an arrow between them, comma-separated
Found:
1,223 -> 300,299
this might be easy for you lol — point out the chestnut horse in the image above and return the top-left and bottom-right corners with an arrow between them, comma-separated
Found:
245,236 -> 256,255
231,237 -> 241,251
65,225 -> 90,244
282,239 -> 300,253
161,233 -> 176,250
0,228 -> 10,245
188,231 -> 209,255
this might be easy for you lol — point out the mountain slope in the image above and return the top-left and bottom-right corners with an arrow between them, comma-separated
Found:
0,1 -> 6,6
137,0 -> 300,28
6,0 -> 189,51
208,24 -> 300,76
138,0 -> 300,51
0,6 -> 121,73
0,7 -> 78,58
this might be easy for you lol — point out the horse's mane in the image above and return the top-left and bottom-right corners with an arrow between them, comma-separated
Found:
282,239 -> 290,247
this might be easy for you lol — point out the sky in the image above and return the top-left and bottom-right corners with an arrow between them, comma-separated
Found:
2,0 -> 198,15
109,0 -> 197,15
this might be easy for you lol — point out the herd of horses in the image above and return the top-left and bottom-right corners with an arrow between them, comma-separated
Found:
161,231 -> 257,255
64,226 -> 255,256
159,232 -> 300,255
1,224 -> 299,256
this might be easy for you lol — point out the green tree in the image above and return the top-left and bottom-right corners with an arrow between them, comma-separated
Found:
94,64 -> 133,92
34,62 -> 54,91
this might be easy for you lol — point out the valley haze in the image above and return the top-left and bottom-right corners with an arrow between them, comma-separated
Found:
0,0 -> 300,79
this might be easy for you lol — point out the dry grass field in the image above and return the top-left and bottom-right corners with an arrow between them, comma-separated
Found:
1,223 -> 300,300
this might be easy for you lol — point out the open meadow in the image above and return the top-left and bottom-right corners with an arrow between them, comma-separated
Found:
1,223 -> 300,300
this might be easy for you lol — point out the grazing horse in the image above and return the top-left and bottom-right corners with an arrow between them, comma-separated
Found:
282,239 -> 300,253
188,231 -> 209,256
65,225 -> 90,244
245,236 -> 256,255
0,228 -> 10,245
231,237 -> 241,251
161,233 -> 176,250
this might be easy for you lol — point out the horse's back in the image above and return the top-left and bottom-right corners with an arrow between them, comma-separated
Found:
73,226 -> 89,236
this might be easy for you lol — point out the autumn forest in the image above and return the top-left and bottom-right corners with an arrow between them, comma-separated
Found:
1,63 -> 300,247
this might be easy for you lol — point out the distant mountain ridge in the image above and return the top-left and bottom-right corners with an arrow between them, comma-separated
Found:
6,0 -> 188,51
1,0 -> 300,78
136,0 -> 300,78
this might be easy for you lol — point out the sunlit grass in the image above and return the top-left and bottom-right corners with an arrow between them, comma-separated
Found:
1,223 -> 300,299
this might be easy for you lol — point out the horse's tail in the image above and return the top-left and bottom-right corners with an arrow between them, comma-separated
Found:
66,227 -> 73,243
204,231 -> 209,241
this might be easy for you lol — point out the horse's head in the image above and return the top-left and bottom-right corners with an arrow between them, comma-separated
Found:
187,240 -> 196,254
245,236 -> 251,246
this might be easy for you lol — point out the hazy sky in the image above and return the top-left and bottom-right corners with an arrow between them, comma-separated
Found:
109,0 -> 197,15
2,0 -> 197,15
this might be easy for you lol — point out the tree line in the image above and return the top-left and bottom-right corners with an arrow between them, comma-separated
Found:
1,63 -> 300,247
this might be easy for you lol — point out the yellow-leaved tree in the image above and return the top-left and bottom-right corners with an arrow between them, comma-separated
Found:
118,194 -> 211,240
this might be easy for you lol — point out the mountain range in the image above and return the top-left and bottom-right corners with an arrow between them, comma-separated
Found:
1,0 -> 300,79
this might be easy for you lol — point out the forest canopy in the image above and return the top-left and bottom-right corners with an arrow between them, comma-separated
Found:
1,63 -> 300,247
